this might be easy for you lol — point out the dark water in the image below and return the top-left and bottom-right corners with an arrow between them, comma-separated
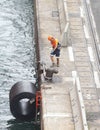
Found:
0,0 -> 40,129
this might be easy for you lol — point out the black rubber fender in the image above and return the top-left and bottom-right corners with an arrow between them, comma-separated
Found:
9,81 -> 36,120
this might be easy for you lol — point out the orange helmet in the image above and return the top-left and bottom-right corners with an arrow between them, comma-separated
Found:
48,35 -> 53,41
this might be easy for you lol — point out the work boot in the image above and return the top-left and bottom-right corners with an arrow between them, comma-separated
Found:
57,64 -> 59,67
50,63 -> 55,67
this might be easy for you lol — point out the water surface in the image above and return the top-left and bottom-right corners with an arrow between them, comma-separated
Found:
0,0 -> 39,129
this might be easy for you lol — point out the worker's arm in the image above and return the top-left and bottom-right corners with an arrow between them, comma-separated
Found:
52,39 -> 58,51
53,43 -> 57,51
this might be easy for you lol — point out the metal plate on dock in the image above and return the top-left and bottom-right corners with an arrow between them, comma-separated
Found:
52,11 -> 59,17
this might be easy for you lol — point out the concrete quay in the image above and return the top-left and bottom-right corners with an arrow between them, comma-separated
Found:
35,0 -> 100,129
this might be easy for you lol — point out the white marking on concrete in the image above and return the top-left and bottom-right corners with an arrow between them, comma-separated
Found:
64,23 -> 69,33
75,77 -> 89,130
43,113 -> 71,118
64,0 -> 69,21
72,71 -> 77,77
72,71 -> 77,84
86,0 -> 90,4
91,12 -> 96,29
80,6 -> 84,18
94,71 -> 100,88
68,47 -> 74,61
88,46 -> 95,62
83,25 -> 90,38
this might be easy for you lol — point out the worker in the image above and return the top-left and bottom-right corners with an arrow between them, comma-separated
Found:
48,35 -> 61,67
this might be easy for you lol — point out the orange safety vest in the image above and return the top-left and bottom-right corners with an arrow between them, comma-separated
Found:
51,39 -> 58,48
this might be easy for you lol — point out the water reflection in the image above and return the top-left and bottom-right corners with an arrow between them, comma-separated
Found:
0,0 -> 38,129
7,119 -> 40,130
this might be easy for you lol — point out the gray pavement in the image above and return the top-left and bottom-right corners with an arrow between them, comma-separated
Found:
36,0 -> 100,129
36,0 -> 75,130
